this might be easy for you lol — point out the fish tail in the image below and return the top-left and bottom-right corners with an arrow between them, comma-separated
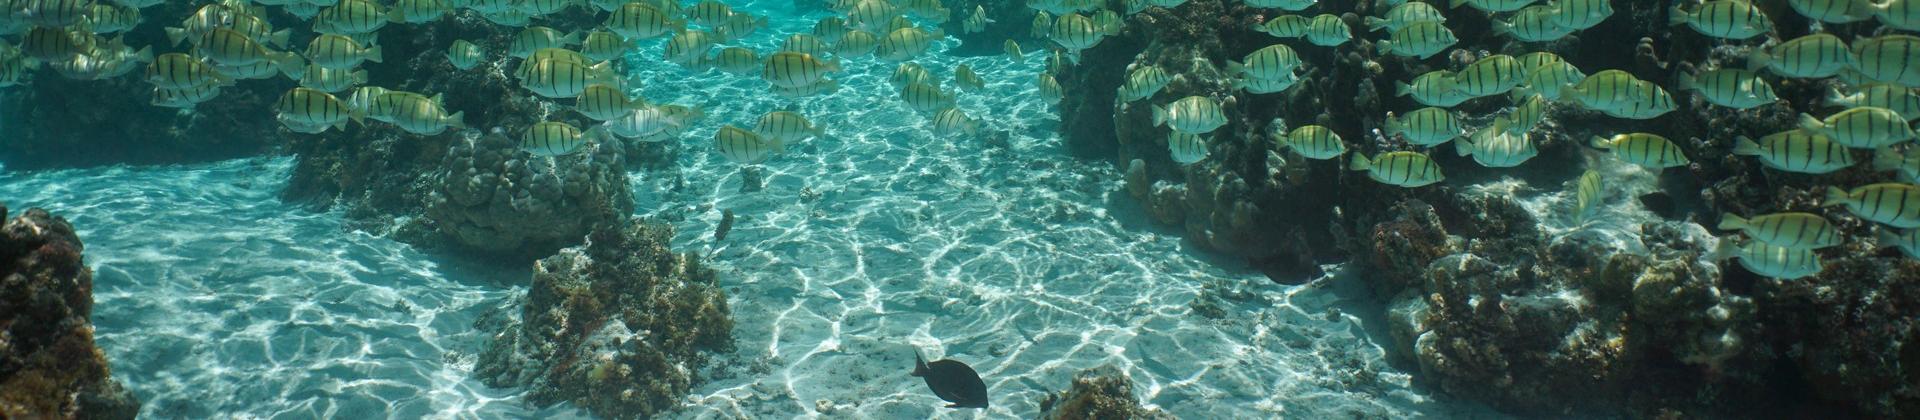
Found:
1454,135 -> 1473,157
1151,104 -> 1167,127
1448,0 -> 1469,9
1676,72 -> 1695,92
1878,229 -> 1903,249
1796,113 -> 1824,132
1489,20 -> 1510,36
270,29 -> 292,49
1363,17 -> 1389,32
1708,238 -> 1738,261
1824,186 -> 1852,207
164,27 -> 188,46
1744,48 -> 1769,73
1667,5 -> 1688,26
1348,153 -> 1372,171
365,45 -> 384,64
1824,86 -> 1852,107
1588,135 -> 1611,149
133,46 -> 153,63
1732,136 -> 1761,156
445,111 -> 465,130
1716,213 -> 1747,231
1375,39 -> 1393,55
1394,81 -> 1412,97
911,351 -> 929,377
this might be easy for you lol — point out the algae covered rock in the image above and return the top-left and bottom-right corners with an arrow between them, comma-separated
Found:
422,131 -> 633,259
475,220 -> 732,418
1035,365 -> 1173,420
0,205 -> 141,419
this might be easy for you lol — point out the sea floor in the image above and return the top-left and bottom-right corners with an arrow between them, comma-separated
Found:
0,5 -> 1515,419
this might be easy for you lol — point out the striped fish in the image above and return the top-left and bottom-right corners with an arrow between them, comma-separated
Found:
931,107 -> 979,137
714,124 -> 783,164
515,48 -> 592,80
522,121 -> 592,157
1668,0 -> 1771,40
1169,132 -> 1208,164
663,30 -> 715,64
145,53 -> 232,89
1004,39 -> 1023,61
1500,94 -> 1549,134
1038,73 -> 1063,102
314,0 -> 390,35
1877,228 -> 1920,259
877,27 -> 940,61
1152,96 -> 1227,134
581,31 -> 631,62
1239,73 -> 1302,94
1397,70 -> 1468,107
1734,130 -> 1856,174
1874,147 -> 1920,180
1516,52 -> 1567,76
1851,35 -> 1920,88
1798,107 -> 1916,149
346,86 -> 391,114
1828,84 -> 1920,121
708,47 -> 760,74
1678,69 -> 1778,109
1747,34 -> 1852,79
1454,54 -> 1526,98
1563,69 -> 1641,111
1280,125 -> 1347,160
306,34 -> 381,69
1228,44 -> 1301,81
1710,239 -> 1823,280
1031,11 -> 1053,38
1304,14 -> 1350,47
783,34 -> 831,56
518,0 -> 576,15
1717,212 -> 1843,250
1255,15 -> 1313,38
1590,133 -> 1689,169
1378,21 -> 1457,59
447,40 -> 484,70
21,0 -> 90,27
1245,0 -> 1316,11
388,95 -> 464,135
1574,169 -> 1604,221
1492,6 -> 1573,42
365,91 -> 442,123
1787,0 -> 1876,24
1601,81 -> 1677,119
837,30 -> 880,57
813,17 -> 849,43
1091,9 -> 1123,34
1827,183 -> 1920,227
755,111 -> 826,143
20,26 -> 84,61
196,28 -> 300,71
900,82 -> 955,113
1881,0 -> 1920,31
574,84 -> 643,121
299,65 -> 366,93
1051,13 -> 1104,51
714,13 -> 769,42
687,0 -> 734,27
521,57 -> 617,98
388,0 -> 450,23
1455,121 -> 1537,167
1449,0 -> 1537,13
275,87 -> 361,130
1120,64 -> 1173,102
606,2 -> 683,40
1366,2 -> 1446,32
1349,151 -> 1444,187
1549,0 -> 1613,30
848,0 -> 898,31
955,64 -> 986,91
763,51 -> 840,89
1384,107 -> 1463,146
86,3 -> 143,34
607,105 -> 695,139
508,27 -> 579,59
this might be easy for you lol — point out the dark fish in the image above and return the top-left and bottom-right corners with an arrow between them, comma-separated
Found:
715,209 -> 734,241
911,351 -> 988,409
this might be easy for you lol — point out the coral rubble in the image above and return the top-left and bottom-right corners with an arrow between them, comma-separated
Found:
0,205 -> 141,419
1035,365 -> 1173,420
474,220 -> 732,418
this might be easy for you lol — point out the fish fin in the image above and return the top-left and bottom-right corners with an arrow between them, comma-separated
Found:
1744,48 -> 1769,73
1489,20 -> 1510,36
133,46 -> 153,63
164,27 -> 188,46
1348,153 -> 1372,171
365,45 -> 384,64
1676,72 -> 1695,92
562,31 -> 582,46
912,351 -> 929,377
430,93 -> 445,104
1363,17 -> 1389,32
1732,136 -> 1761,156
1824,86 -> 1852,107
1667,5 -> 1688,26
1448,0 -> 1469,9
1796,113 -> 1824,132
1454,135 -> 1474,157
270,29 -> 292,49
1824,186 -> 1852,207
351,70 -> 368,84
1874,147 -> 1906,171
1708,238 -> 1738,261
1394,81 -> 1411,97
1716,213 -> 1747,231
1588,135 -> 1611,149
1150,104 -> 1166,127
1878,229 -> 1902,249
445,111 -> 465,130
1375,39 -> 1393,55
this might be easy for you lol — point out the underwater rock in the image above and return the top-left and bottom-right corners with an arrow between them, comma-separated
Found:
1761,255 -> 1920,417
1035,365 -> 1173,420
0,205 -> 141,419
422,130 -> 632,260
1364,199 -> 1452,296
474,220 -> 733,418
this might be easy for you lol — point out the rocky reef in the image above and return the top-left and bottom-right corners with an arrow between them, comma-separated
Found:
474,220 -> 732,418
0,205 -> 141,418
1057,0 -> 1917,416
1035,365 -> 1173,420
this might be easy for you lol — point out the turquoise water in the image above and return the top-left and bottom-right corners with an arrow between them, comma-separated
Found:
0,7 -> 1495,417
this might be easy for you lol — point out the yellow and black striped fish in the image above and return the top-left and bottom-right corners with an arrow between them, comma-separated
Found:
522,122 -> 593,157
762,51 -> 840,89
1798,107 -> 1916,149
1717,212 -> 1843,250
1349,151 -> 1444,187
1826,183 -> 1920,228
275,87 -> 362,130
146,53 -> 233,89
607,2 -> 683,40
1385,107 -> 1463,146
1152,95 -> 1227,134
714,124 -> 783,164
755,111 -> 826,143
306,34 -> 381,69
1747,33 -> 1852,79
1710,239 -> 1824,279
1280,125 -> 1347,160
1590,133 -> 1689,169
1733,130 -> 1856,174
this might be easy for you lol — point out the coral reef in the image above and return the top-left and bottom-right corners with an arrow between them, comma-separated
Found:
422,131 -> 632,260
1035,365 -> 1173,420
0,205 -> 141,418
474,220 -> 732,418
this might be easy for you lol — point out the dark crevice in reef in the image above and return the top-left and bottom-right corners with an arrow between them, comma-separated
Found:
0,205 -> 141,419
1056,0 -> 1920,417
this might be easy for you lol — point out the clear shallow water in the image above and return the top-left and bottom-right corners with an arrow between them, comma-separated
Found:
0,4 -> 1497,419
